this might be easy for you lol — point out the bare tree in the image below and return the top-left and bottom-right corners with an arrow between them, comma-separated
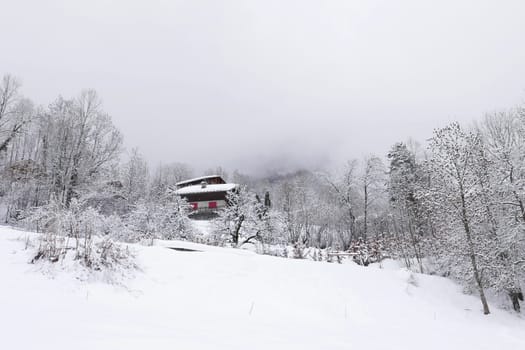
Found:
324,160 -> 359,248
203,166 -> 229,181
428,123 -> 491,315
361,155 -> 386,237
121,148 -> 149,203
0,74 -> 28,153
150,162 -> 193,197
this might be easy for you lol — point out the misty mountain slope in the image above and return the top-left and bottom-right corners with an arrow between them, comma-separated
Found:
1,226 -> 525,350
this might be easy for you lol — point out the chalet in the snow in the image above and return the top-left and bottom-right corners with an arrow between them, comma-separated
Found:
174,175 -> 238,212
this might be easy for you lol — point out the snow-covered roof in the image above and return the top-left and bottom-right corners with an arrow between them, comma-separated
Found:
176,175 -> 223,186
175,183 -> 237,195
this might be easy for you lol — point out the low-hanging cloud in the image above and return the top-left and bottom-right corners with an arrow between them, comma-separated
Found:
2,0 -> 524,174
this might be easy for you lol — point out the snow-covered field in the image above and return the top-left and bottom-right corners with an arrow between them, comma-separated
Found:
2,226 -> 525,350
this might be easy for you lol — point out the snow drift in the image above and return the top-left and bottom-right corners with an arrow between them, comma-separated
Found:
1,226 -> 525,350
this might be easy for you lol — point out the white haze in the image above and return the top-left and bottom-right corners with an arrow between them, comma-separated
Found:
1,0 -> 525,174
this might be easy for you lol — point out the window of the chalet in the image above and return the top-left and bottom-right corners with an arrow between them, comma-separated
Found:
208,201 -> 217,209
190,202 -> 198,210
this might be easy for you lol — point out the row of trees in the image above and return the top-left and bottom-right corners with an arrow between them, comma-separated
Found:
1,73 -> 524,313
0,75 -> 193,272
209,110 -> 525,315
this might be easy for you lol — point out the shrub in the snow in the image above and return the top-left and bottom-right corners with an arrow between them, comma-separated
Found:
30,230 -> 64,263
291,243 -> 307,259
123,191 -> 193,243
347,237 -> 385,266
26,198 -> 135,272
86,235 -> 135,271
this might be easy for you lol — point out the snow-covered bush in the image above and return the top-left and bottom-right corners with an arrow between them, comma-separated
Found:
26,198 -> 135,273
123,191 -> 193,243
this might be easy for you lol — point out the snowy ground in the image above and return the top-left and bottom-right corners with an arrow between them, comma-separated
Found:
2,226 -> 525,350
190,218 -> 215,238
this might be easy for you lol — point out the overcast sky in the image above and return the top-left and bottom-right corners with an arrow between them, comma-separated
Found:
2,0 -> 525,174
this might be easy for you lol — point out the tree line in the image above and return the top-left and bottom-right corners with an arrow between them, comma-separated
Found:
1,73 -> 524,313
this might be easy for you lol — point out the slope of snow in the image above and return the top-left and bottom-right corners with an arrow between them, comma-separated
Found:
189,218 -> 214,237
1,226 -> 525,350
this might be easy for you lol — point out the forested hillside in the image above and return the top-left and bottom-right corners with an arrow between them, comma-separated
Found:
1,73 -> 525,315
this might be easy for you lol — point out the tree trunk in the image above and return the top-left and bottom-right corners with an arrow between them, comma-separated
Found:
232,214 -> 245,246
460,190 -> 490,315
363,183 -> 368,238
